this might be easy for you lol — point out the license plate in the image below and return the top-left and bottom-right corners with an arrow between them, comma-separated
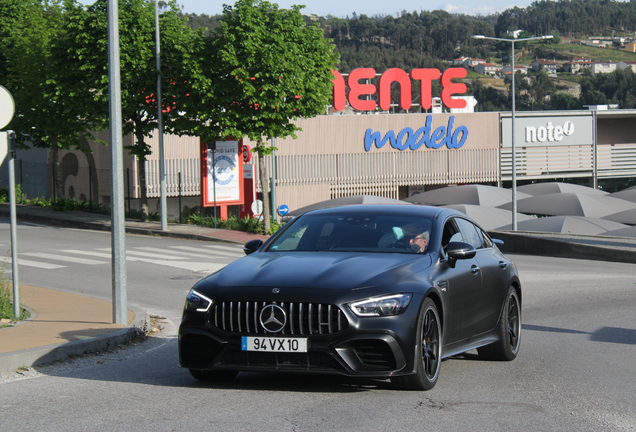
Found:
242,336 -> 308,353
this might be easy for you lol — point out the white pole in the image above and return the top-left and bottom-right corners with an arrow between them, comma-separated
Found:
511,40 -> 517,231
7,131 -> 20,318
471,34 -> 552,231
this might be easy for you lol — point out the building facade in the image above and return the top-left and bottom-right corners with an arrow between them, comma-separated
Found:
33,108 -> 636,219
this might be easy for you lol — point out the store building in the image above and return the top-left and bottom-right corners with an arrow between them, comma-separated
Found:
30,107 -> 636,220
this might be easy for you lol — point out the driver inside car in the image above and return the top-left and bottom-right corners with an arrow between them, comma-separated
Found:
402,222 -> 429,253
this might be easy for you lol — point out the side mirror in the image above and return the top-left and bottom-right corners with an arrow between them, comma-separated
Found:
243,239 -> 263,255
446,241 -> 476,268
492,238 -> 504,246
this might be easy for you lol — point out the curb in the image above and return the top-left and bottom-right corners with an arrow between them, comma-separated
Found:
0,204 -> 247,245
0,305 -> 149,374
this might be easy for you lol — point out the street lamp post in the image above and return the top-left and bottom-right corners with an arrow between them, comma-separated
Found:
155,0 -> 167,231
472,34 -> 553,231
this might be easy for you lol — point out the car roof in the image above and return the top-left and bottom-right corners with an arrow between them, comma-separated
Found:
299,204 -> 461,221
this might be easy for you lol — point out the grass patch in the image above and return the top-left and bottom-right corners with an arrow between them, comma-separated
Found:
0,267 -> 29,327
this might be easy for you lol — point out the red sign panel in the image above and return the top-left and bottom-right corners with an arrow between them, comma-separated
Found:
331,67 -> 468,111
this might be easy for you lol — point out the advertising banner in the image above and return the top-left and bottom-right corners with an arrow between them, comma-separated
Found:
501,114 -> 594,148
201,139 -> 244,207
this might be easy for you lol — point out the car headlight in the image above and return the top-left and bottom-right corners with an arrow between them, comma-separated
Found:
348,294 -> 412,317
185,289 -> 214,313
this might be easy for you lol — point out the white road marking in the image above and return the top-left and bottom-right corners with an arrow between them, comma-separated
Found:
63,249 -> 225,272
21,252 -> 108,265
1,257 -> 66,269
95,248 -> 188,260
134,247 -> 207,258
169,245 -> 243,257
201,244 -> 245,254
61,250 -> 112,259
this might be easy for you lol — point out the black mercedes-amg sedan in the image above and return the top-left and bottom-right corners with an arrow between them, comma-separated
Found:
179,204 -> 521,390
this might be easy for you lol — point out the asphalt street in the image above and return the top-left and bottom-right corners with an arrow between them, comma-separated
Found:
0,218 -> 635,431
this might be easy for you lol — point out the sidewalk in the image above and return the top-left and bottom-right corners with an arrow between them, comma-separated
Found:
0,203 -> 270,373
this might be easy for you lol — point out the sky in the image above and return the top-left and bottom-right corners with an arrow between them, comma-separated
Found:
171,0 -> 524,18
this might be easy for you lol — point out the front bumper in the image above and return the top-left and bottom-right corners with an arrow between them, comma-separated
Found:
178,298 -> 422,378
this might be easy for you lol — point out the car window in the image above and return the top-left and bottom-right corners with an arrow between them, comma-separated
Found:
268,213 -> 433,254
455,218 -> 484,249
475,226 -> 493,248
441,218 -> 460,253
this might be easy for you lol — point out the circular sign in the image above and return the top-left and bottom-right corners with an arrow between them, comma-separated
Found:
214,155 -> 236,186
251,199 -> 264,215
242,145 -> 252,163
278,204 -> 290,216
0,86 -> 15,130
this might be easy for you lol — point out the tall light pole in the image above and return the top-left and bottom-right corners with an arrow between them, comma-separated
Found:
155,0 -> 167,231
107,0 -> 127,324
472,34 -> 553,231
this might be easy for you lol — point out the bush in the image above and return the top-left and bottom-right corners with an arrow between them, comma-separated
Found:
185,213 -> 281,235
0,184 -> 24,203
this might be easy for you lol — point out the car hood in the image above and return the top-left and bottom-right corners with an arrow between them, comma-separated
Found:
210,251 -> 432,290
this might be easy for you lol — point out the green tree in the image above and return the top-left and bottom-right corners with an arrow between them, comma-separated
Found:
193,0 -> 339,233
519,69 -> 556,110
0,0 -> 96,199
547,92 -> 581,110
62,0 -> 203,220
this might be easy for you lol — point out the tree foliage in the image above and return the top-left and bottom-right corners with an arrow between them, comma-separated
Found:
580,68 -> 636,108
0,0 -> 96,198
495,0 -> 636,38
61,0 -> 203,218
190,0 -> 339,232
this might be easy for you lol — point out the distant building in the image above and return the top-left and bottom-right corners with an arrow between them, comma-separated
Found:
591,62 -> 617,75
473,63 -> 500,76
507,29 -> 523,38
563,60 -> 593,74
619,42 -> 636,53
617,60 -> 636,73
430,96 -> 477,114
502,64 -> 529,75
463,58 -> 486,68
531,59 -> 559,75
453,56 -> 470,66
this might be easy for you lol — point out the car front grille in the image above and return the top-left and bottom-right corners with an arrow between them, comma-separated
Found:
211,301 -> 349,335
219,350 -> 342,370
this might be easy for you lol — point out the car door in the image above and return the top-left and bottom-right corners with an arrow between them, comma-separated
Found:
455,218 -> 506,336
436,217 -> 483,345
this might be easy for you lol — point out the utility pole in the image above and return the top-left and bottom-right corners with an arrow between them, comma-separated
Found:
107,0 -> 128,324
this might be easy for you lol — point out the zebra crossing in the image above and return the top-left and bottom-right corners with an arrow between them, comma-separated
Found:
1,243 -> 245,273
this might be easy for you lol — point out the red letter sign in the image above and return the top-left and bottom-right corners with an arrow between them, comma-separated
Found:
441,68 -> 468,109
410,69 -> 441,110
348,68 -> 377,111
331,69 -> 346,112
378,68 -> 411,111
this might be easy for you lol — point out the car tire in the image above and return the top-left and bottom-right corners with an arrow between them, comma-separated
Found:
478,286 -> 521,361
391,297 -> 442,390
189,369 -> 239,382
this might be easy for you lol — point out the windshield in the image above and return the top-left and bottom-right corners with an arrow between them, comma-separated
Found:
268,213 -> 433,254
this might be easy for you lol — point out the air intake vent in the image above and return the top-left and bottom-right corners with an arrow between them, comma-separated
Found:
180,333 -> 221,368
211,301 -> 348,335
351,339 -> 397,370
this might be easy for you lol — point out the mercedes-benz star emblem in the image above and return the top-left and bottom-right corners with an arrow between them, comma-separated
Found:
272,288 -> 280,294
259,304 -> 287,333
